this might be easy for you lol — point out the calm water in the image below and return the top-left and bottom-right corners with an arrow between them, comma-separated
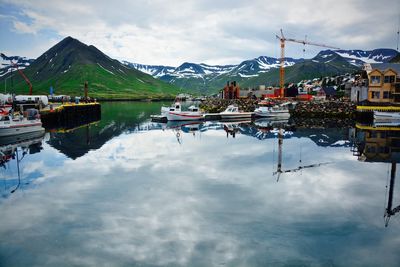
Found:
0,102 -> 399,267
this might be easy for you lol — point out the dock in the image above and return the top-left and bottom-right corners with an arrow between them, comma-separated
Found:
40,102 -> 101,129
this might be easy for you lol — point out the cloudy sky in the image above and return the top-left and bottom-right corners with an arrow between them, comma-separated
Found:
0,0 -> 399,66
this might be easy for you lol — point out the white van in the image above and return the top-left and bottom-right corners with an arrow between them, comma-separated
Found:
14,95 -> 49,106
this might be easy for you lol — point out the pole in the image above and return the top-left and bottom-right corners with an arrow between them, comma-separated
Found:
280,40 -> 285,98
84,81 -> 88,99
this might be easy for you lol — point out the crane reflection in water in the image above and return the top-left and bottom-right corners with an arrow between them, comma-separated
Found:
271,126 -> 331,182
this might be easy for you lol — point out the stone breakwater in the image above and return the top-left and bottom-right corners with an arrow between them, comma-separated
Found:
200,98 -> 356,118
200,99 -> 258,113
291,101 -> 356,118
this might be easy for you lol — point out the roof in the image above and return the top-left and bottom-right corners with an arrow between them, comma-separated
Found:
369,63 -> 400,74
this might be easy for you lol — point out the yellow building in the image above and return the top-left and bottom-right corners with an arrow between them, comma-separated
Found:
365,63 -> 400,103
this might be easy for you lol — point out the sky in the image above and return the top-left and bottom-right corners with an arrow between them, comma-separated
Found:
0,0 -> 399,66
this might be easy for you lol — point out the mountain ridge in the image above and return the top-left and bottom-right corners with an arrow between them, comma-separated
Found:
0,36 -> 181,98
2,42 -> 398,96
123,48 -> 397,93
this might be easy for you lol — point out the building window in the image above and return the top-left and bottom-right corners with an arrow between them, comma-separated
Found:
383,91 -> 390,99
370,76 -> 381,84
371,91 -> 380,99
384,75 -> 395,83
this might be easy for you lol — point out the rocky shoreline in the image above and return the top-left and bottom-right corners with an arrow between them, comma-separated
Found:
291,101 -> 356,118
200,98 -> 356,118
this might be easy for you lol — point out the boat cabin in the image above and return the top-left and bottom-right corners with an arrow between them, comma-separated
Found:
169,103 -> 181,112
224,105 -> 239,113
188,105 -> 199,112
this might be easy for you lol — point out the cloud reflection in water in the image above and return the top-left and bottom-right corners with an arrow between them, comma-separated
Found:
0,126 -> 399,266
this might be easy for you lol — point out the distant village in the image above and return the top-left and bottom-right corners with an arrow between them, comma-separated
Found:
215,62 -> 400,106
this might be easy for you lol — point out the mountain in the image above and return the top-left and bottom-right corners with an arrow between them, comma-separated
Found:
389,52 -> 400,63
335,48 -> 398,66
123,57 -> 301,94
125,48 -> 398,93
242,51 -> 360,87
0,55 -> 34,77
0,37 -> 181,99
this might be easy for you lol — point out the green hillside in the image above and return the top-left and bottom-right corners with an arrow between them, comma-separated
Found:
1,37 -> 182,99
242,57 -> 359,88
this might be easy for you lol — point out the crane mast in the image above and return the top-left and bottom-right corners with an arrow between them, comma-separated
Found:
1,53 -> 33,95
276,29 -> 340,98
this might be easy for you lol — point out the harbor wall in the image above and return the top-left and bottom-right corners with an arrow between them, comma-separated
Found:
40,103 -> 101,129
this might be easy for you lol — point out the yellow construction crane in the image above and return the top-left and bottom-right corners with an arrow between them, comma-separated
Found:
276,29 -> 340,98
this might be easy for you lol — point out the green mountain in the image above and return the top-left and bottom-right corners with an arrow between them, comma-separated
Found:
1,37 -> 181,99
242,51 -> 360,87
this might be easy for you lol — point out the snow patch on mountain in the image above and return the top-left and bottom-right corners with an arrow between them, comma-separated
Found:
0,55 -> 34,77
334,49 -> 397,66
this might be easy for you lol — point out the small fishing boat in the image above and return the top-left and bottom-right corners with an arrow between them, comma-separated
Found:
166,105 -> 203,121
373,111 -> 400,120
0,109 -> 44,137
161,102 -> 181,116
151,102 -> 182,122
254,102 -> 295,118
219,105 -> 253,120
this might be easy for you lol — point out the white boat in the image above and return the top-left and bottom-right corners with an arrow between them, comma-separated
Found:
254,102 -> 295,118
219,105 -> 253,120
0,109 -> 44,137
161,102 -> 181,116
166,105 -> 203,121
373,111 -> 400,120
373,120 -> 400,127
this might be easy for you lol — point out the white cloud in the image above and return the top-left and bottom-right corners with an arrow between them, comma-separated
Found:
1,0 -> 398,65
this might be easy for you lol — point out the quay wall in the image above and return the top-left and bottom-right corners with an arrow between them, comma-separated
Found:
40,103 -> 101,129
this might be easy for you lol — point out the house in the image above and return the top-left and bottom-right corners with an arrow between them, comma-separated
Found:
318,86 -> 336,99
222,81 -> 240,99
365,63 -> 400,103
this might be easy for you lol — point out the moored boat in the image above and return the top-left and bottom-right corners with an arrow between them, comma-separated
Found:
254,102 -> 295,118
161,102 -> 181,116
0,109 -> 44,137
373,111 -> 400,120
166,105 -> 203,121
219,105 -> 253,120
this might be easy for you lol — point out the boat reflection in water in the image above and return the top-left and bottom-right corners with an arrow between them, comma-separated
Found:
352,123 -> 400,227
0,131 -> 45,196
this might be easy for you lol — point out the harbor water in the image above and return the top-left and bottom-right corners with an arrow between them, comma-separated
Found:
0,102 -> 399,267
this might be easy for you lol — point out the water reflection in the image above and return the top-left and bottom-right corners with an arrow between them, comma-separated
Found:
1,102 -> 399,266
0,131 -> 45,196
352,124 -> 400,227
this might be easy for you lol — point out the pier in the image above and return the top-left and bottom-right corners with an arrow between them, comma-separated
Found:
40,102 -> 101,129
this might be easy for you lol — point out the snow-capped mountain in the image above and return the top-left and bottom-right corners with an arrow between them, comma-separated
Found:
123,56 -> 301,81
333,48 -> 397,66
124,48 -> 398,82
0,54 -> 34,77
122,61 -> 176,78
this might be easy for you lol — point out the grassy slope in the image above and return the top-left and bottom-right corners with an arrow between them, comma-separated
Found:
7,63 -> 182,99
241,60 -> 360,88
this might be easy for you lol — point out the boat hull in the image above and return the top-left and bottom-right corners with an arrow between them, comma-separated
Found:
0,123 -> 44,137
373,111 -> 400,120
254,111 -> 290,118
166,111 -> 203,121
219,112 -> 253,120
